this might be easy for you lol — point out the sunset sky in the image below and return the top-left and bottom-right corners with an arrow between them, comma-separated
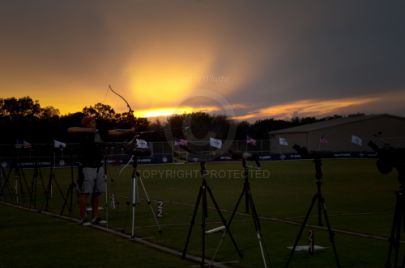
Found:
1,0 -> 404,121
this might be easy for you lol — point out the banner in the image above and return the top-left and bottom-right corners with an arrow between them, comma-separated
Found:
174,139 -> 188,146
136,139 -> 149,149
209,137 -> 223,149
53,140 -> 66,149
351,135 -> 363,146
246,136 -> 257,145
15,139 -> 32,149
319,136 -> 328,144
279,137 -> 288,146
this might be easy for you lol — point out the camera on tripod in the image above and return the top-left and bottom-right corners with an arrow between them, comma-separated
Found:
368,141 -> 405,177
123,139 -> 151,157
292,144 -> 333,159
228,150 -> 261,168
369,142 -> 405,267
292,144 -> 310,158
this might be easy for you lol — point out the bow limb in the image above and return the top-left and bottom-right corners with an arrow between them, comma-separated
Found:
108,85 -> 134,115
108,84 -> 137,144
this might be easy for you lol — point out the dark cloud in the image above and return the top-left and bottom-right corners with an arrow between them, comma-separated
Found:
227,1 -> 405,106
0,0 -> 404,117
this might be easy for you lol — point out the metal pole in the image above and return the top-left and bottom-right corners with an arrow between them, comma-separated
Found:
131,171 -> 137,238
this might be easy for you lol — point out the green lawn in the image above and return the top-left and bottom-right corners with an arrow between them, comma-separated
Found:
0,204 -> 195,268
0,159 -> 400,267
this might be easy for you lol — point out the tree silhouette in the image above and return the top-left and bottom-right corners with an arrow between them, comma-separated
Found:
0,96 -> 360,146
82,103 -> 117,121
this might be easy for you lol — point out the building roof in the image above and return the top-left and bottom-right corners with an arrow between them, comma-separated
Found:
269,114 -> 405,135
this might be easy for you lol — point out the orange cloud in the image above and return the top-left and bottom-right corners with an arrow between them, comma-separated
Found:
232,96 -> 380,121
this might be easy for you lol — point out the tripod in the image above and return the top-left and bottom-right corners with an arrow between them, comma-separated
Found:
129,155 -> 162,238
0,157 -> 31,205
285,157 -> 341,268
213,158 -> 271,267
29,160 -> 48,209
60,150 -> 76,216
182,161 -> 243,267
0,161 -> 5,198
44,149 -> 68,212
0,161 -> 14,202
385,167 -> 405,268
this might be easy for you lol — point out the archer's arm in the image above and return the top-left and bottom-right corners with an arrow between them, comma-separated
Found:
108,127 -> 136,137
67,127 -> 96,134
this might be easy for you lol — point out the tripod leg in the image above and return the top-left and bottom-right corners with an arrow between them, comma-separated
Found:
68,181 -> 75,215
393,194 -> 404,268
60,184 -> 74,215
182,186 -> 203,259
230,186 -> 247,225
394,207 -> 402,268
0,168 -> 11,199
44,168 -> 54,211
34,165 -> 44,209
105,173 -> 109,228
49,176 -> 69,215
320,197 -> 341,268
13,167 -> 21,205
30,166 -> 37,208
202,185 -> 207,268
245,181 -> 250,214
15,176 -> 20,205
15,168 -> 28,205
248,189 -> 271,268
0,168 -> 14,202
14,170 -> 21,205
401,207 -> 405,268
206,185 -> 243,258
210,185 -> 246,263
138,176 -> 162,233
131,173 -> 138,238
318,195 -> 323,226
20,168 -> 32,206
386,192 -> 403,268
285,194 -> 318,268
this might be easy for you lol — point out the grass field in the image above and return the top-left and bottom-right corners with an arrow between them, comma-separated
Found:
0,158 -> 400,267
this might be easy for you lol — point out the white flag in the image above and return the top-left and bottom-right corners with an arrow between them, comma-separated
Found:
246,136 -> 257,146
319,136 -> 328,144
351,135 -> 363,146
136,139 -> 149,149
209,137 -> 222,149
279,137 -> 289,146
15,139 -> 32,149
53,140 -> 66,149
174,139 -> 188,146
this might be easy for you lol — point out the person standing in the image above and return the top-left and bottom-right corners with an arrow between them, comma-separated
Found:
68,115 -> 134,225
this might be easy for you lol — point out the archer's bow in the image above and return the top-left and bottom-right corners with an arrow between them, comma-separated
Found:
108,84 -> 134,115
108,84 -> 137,174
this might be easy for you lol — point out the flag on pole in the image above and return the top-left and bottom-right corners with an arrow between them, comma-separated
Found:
53,140 -> 66,149
319,136 -> 328,144
174,139 -> 188,146
351,135 -> 363,146
23,140 -> 32,148
15,139 -> 32,149
136,139 -> 149,149
209,137 -> 223,149
279,137 -> 288,146
246,136 -> 257,146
